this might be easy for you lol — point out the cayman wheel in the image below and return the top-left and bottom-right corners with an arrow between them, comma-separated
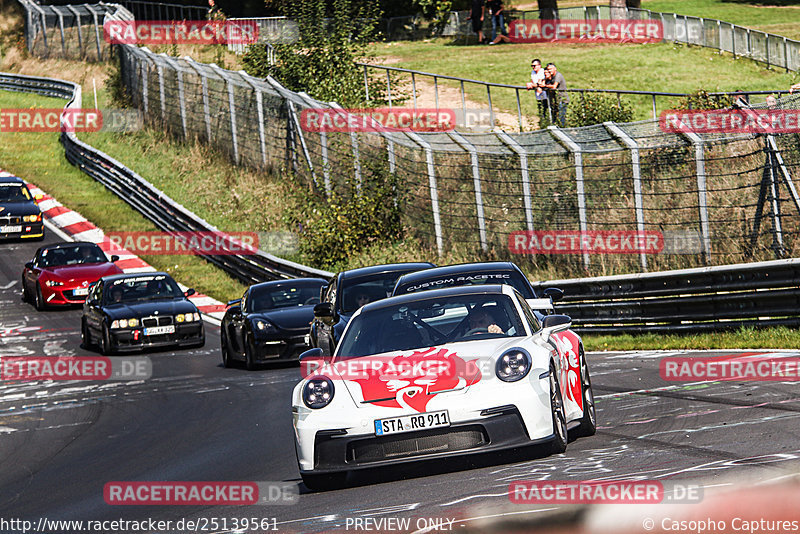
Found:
34,283 -> 46,311
100,323 -> 114,355
549,364 -> 568,454
301,472 -> 347,492
577,351 -> 597,437
221,330 -> 233,368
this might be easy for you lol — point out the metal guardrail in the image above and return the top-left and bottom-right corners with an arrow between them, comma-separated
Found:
0,71 -> 333,284
533,259 -> 800,334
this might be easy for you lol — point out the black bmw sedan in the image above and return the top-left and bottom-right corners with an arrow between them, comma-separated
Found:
220,278 -> 327,370
81,272 -> 205,354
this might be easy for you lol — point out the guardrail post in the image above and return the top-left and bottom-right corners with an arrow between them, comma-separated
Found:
161,56 -> 187,139
184,57 -> 212,143
679,130 -> 712,264
406,132 -> 444,256
210,64 -> 240,165
449,132 -> 488,253
496,131 -> 533,234
605,121 -> 648,272
549,126 -> 589,270
241,72 -> 269,169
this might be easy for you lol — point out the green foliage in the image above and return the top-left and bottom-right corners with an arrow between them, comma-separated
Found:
678,90 -> 733,110
284,161 -> 405,268
413,0 -> 454,34
566,91 -> 634,127
105,51 -> 132,107
242,0 -> 393,107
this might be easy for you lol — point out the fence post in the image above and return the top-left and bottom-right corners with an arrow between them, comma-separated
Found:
85,4 -> 102,61
31,3 -> 48,56
412,72 -> 417,109
210,64 -> 240,165
386,69 -> 392,108
549,126 -> 589,270
767,135 -> 800,216
141,57 -> 149,116
287,101 -> 319,186
679,130 -> 712,264
161,56 -> 187,139
56,10 -> 66,57
296,92 -> 331,195
784,37 -> 789,72
487,85 -> 495,130
241,72 -> 268,168
327,102 -> 362,191
184,57 -> 212,143
605,121 -> 648,272
747,28 -> 751,58
65,5 -> 83,57
449,132 -> 488,253
496,131 -> 533,233
515,88 -> 523,132
363,64 -> 370,102
406,132 -> 444,256
731,24 -> 736,59
766,143 -> 785,257
651,94 -> 657,120
156,63 -> 166,122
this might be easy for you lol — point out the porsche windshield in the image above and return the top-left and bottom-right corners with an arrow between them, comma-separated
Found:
0,183 -> 32,202
247,281 -> 323,313
39,244 -> 107,267
105,276 -> 183,304
337,293 -> 526,359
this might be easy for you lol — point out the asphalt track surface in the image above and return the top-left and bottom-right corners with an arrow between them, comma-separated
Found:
2,232 -> 800,534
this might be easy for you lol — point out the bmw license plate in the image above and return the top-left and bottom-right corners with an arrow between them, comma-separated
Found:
144,325 -> 175,336
374,410 -> 450,436
73,288 -> 89,296
0,225 -> 22,233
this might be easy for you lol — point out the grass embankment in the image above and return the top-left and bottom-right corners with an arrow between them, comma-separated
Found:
583,326 -> 800,351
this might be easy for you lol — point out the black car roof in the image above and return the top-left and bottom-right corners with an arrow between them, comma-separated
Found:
339,262 -> 435,282
101,271 -> 173,283
248,278 -> 327,291
0,176 -> 25,185
362,284 -> 512,312
396,262 -> 520,285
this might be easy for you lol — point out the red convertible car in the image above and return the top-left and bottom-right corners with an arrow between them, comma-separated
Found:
22,241 -> 123,310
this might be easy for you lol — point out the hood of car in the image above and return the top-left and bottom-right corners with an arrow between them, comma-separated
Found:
0,201 -> 40,217
251,306 -> 315,331
103,299 -> 197,319
330,338 -> 524,411
43,263 -> 122,282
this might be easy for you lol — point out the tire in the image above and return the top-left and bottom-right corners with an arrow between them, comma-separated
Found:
576,351 -> 597,437
301,472 -> 347,492
549,364 -> 568,454
244,334 -> 257,371
221,329 -> 233,368
21,277 -> 29,302
34,283 -> 46,311
81,319 -> 93,349
100,322 -> 114,356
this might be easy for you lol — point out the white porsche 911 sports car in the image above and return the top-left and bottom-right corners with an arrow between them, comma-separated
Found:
292,285 -> 596,490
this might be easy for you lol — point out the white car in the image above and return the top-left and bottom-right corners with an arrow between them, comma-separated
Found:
292,284 -> 596,490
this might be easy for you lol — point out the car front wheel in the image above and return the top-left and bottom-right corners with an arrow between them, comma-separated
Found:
576,351 -> 597,437
100,322 -> 114,355
34,283 -> 46,311
549,364 -> 568,454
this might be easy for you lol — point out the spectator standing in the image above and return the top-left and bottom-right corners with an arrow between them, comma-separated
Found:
543,63 -> 569,127
487,0 -> 510,45
468,0 -> 485,44
526,58 -> 549,121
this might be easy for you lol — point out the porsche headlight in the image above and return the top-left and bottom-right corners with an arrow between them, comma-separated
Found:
495,348 -> 532,382
45,280 -> 64,287
303,377 -> 335,409
256,319 -> 276,332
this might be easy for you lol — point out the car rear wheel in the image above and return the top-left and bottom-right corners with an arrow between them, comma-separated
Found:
81,319 -> 93,349
301,472 -> 347,492
34,283 -> 46,311
221,330 -> 233,368
100,322 -> 114,355
576,351 -> 597,437
549,364 -> 568,454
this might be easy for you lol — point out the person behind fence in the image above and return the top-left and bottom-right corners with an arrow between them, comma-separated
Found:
468,0 -> 485,44
526,58 -> 549,120
543,63 -> 569,127
487,0 -> 511,45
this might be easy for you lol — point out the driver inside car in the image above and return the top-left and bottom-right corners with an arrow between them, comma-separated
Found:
467,308 -> 503,335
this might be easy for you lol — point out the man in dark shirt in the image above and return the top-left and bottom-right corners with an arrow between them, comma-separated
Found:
468,0 -> 485,44
543,63 -> 569,127
486,0 -> 510,45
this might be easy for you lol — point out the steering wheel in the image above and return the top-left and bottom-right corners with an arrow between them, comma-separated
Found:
464,327 -> 489,336
407,313 -> 447,344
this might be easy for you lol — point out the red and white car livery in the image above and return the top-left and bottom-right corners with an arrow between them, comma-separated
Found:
22,241 -> 123,310
292,284 -> 596,490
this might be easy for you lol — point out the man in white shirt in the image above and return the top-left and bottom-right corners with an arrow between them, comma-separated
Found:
526,58 -> 550,123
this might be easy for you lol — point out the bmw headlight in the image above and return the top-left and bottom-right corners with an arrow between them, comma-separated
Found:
256,319 -> 277,332
45,280 -> 64,287
495,348 -> 532,382
111,318 -> 138,329
302,377 -> 335,409
23,214 -> 41,223
175,313 -> 199,323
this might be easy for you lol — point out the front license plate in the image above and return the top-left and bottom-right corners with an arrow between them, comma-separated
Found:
0,225 -> 22,233
374,410 -> 450,436
144,325 -> 175,336
73,288 -> 89,296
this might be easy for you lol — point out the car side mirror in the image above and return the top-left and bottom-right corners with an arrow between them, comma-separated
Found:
314,302 -> 336,326
299,347 -> 331,378
540,314 -> 572,338
110,255 -> 120,262
543,287 -> 564,302
185,288 -> 196,297
25,261 -> 34,270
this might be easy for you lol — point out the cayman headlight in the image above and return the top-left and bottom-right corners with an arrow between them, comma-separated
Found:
302,377 -> 335,409
495,348 -> 532,382
256,319 -> 276,332
45,280 -> 64,287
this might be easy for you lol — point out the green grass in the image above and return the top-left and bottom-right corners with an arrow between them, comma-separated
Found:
583,326 -> 800,351
0,89 -> 248,303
